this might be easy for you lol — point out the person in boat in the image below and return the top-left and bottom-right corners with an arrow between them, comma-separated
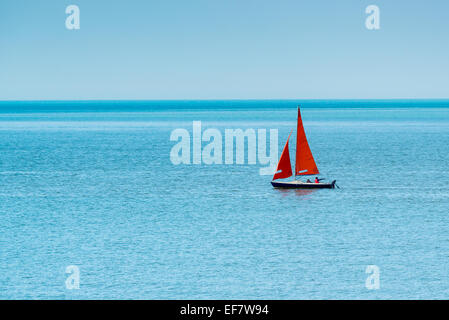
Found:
306,179 -> 312,183
314,177 -> 322,183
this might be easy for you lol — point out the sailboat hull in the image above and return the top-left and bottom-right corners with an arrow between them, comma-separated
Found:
271,180 -> 336,189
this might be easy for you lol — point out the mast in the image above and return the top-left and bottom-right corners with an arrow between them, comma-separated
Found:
295,106 -> 319,176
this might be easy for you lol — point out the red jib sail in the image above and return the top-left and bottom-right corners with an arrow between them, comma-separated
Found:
295,107 -> 319,176
272,131 -> 293,181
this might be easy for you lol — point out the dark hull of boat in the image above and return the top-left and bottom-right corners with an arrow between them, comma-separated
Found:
271,180 -> 336,189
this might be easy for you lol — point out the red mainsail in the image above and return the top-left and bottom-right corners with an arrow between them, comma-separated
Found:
272,131 -> 293,180
295,107 -> 319,176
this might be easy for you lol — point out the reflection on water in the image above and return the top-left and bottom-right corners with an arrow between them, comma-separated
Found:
275,188 -> 317,199
294,189 -> 317,197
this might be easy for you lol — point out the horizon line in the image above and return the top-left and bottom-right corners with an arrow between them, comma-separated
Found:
1,98 -> 449,102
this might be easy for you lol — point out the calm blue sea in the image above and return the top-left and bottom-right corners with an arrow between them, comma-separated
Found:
1,100 -> 449,299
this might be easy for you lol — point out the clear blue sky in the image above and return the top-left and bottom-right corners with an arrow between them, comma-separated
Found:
1,0 -> 448,100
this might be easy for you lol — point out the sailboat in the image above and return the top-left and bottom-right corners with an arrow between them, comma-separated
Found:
271,106 -> 336,189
